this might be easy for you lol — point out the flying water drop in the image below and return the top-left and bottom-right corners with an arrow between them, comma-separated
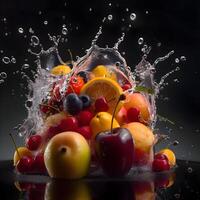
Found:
108,14 -> 113,21
18,27 -> 24,34
175,58 -> 179,63
2,57 -> 10,64
130,13 -> 136,21
0,72 -> 7,79
138,37 -> 144,45
62,27 -> 68,35
31,35 -> 40,46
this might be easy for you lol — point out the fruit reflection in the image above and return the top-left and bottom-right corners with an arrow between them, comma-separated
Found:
14,171 -> 176,200
45,180 -> 91,200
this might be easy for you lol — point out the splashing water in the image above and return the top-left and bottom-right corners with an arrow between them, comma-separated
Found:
16,24 -> 179,139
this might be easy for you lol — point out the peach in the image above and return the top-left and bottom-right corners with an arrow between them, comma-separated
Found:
115,106 -> 128,125
124,93 -> 151,124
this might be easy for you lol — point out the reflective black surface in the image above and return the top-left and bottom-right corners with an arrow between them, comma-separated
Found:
1,160 -> 200,200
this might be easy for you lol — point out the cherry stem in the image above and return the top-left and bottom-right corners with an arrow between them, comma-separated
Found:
111,94 -> 126,134
9,133 -> 21,159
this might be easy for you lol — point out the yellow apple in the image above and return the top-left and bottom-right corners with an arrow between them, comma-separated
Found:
44,131 -> 91,179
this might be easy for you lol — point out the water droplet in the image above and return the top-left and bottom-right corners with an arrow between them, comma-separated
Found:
25,100 -> 32,108
175,66 -> 180,71
0,50 -> 3,54
76,26 -> 79,30
129,24 -> 132,28
38,11 -> 42,15
174,193 -> 181,199
187,167 -> 193,173
122,51 -> 125,55
4,32 -> 8,36
89,8 -> 92,11
29,27 -> 34,34
2,57 -> 10,64
115,62 -> 120,67
108,3 -> 112,6
108,14 -> 113,21
175,58 -> 179,63
0,79 -> 4,84
18,27 -> 24,34
157,42 -> 161,47
0,72 -> 7,79
126,8 -> 129,12
173,140 -> 179,146
180,56 -> 186,61
138,37 -> 144,45
62,27 -> 68,35
173,78 -> 179,83
11,57 -> 16,63
31,35 -> 40,46
22,64 -> 30,69
121,18 -> 125,22
130,13 -> 136,21
44,21 -> 48,25
145,11 -> 149,14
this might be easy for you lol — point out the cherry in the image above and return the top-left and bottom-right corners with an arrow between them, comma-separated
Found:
76,110 -> 93,126
66,76 -> 84,94
45,125 -> 62,141
59,117 -> 79,131
127,107 -> 140,122
122,83 -> 132,91
26,135 -> 42,151
76,126 -> 92,140
152,153 -> 170,172
16,156 -> 34,174
33,153 -> 47,174
95,97 -> 109,112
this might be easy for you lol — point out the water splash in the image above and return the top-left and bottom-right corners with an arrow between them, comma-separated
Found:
113,33 -> 125,50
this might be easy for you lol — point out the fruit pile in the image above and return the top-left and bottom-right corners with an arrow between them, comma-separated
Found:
13,54 -> 176,179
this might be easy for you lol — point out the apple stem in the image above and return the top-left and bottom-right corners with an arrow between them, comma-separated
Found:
9,133 -> 21,159
111,94 -> 126,134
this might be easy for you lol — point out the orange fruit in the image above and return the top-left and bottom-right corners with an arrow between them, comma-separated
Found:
51,65 -> 71,76
92,65 -> 117,81
80,77 -> 123,115
158,149 -> 176,167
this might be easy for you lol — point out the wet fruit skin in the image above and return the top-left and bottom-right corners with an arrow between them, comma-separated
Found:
152,154 -> 170,172
95,128 -> 134,177
26,135 -> 42,151
13,147 -> 32,166
95,97 -> 109,112
33,153 -> 47,174
44,131 -> 91,179
76,110 -> 93,126
158,149 -> 176,167
66,76 -> 85,95
16,156 -> 34,173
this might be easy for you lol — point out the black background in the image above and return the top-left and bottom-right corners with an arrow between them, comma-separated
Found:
0,0 -> 200,161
